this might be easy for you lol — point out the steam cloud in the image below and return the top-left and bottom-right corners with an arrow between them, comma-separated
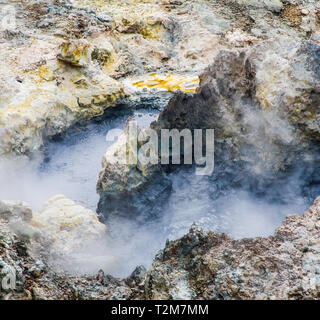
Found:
0,106 -> 318,277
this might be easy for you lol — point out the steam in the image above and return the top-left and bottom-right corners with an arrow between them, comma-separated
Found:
162,166 -> 309,241
60,164 -> 310,277
0,110 -> 158,210
0,106 -> 318,277
61,217 -> 167,277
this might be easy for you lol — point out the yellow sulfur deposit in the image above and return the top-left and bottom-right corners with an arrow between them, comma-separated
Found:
132,73 -> 199,93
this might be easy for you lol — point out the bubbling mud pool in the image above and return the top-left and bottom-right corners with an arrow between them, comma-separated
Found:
1,106 -> 320,277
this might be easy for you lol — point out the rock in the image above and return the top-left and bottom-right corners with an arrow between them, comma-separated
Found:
91,44 -> 113,65
0,195 -> 135,300
0,200 -> 33,223
57,40 -> 91,67
0,0 -> 315,156
201,13 -> 231,35
150,38 -> 320,178
233,0 -> 284,13
36,20 -> 55,28
97,119 -> 172,220
143,196 -> 320,299
9,194 -> 320,300
130,73 -> 199,94
0,41 -> 125,155
0,195 -> 106,257
98,36 -> 320,221
3,193 -> 320,300
0,213 -> 132,300
97,13 -> 114,24
250,39 -> 320,141
2,0 -> 320,301
126,265 -> 147,287
32,195 -> 106,255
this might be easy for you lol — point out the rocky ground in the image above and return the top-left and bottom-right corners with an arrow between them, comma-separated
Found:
1,0 -> 320,300
2,195 -> 320,300
1,0 -> 319,155
144,195 -> 320,300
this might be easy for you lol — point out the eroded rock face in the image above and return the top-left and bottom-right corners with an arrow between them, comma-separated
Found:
97,119 -> 171,220
152,38 -> 320,177
97,37 -> 320,219
0,37 -> 126,155
0,199 -> 139,300
0,219 -> 133,300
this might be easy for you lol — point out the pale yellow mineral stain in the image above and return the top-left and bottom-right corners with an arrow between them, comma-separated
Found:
132,74 -> 199,93
0,94 -> 38,118
38,65 -> 56,81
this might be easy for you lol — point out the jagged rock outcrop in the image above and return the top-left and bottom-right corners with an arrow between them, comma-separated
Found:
0,36 -> 125,155
97,119 -> 171,220
0,220 -> 133,300
0,199 -> 142,299
152,37 -> 320,175
97,37 -> 320,218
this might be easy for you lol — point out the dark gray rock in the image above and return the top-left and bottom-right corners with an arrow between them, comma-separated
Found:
97,119 -> 172,221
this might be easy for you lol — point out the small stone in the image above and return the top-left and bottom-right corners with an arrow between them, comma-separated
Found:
91,47 -> 112,64
30,268 -> 42,279
57,40 -> 91,67
127,265 -> 147,286
54,30 -> 68,38
37,20 -> 54,28
97,14 -> 114,24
